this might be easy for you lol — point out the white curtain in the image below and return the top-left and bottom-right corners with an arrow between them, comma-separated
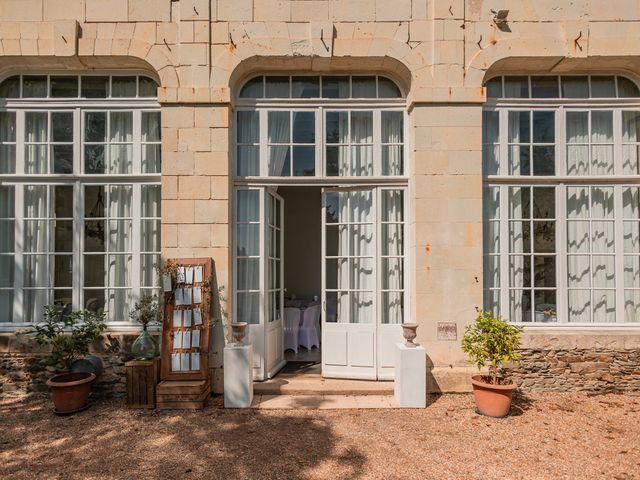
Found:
622,112 -> 640,174
624,187 -> 640,321
382,112 -> 403,175
25,112 -> 47,174
335,112 -> 349,176
381,190 -> 404,324
107,185 -> 132,321
567,186 -> 591,322
483,111 -> 499,175
236,189 -> 260,324
566,111 -> 589,175
24,185 -> 48,323
141,111 -> 161,174
109,112 -> 133,174
350,112 -> 373,176
141,185 -> 161,288
591,111 -> 614,175
508,186 -> 527,322
268,111 -> 290,176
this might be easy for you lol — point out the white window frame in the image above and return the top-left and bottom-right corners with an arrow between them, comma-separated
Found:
484,87 -> 640,328
0,75 -> 160,331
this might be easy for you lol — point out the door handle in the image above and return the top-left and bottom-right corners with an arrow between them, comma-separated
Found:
322,300 -> 326,312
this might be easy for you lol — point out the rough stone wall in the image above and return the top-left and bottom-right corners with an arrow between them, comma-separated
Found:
509,349 -> 640,394
0,333 -> 147,399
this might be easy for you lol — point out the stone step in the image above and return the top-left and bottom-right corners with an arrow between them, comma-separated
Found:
252,394 -> 398,409
254,374 -> 394,396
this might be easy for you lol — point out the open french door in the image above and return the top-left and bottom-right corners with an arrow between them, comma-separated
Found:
234,187 -> 285,381
321,187 -> 405,380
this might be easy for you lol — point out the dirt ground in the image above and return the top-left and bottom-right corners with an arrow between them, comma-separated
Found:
1,393 -> 639,480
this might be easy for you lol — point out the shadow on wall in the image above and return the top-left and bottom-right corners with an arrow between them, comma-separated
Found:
0,398 -> 367,480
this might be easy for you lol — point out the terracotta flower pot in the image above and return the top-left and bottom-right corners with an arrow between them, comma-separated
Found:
46,372 -> 96,414
470,374 -> 517,418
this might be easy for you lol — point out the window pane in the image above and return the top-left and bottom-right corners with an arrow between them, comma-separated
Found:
531,76 -> 558,98
268,111 -> 290,143
85,145 -> 105,174
142,144 -> 161,174
82,76 -> 109,98
0,144 -> 15,174
141,185 -> 161,217
623,187 -> 640,219
236,190 -> 260,222
237,111 -> 259,143
561,76 -> 589,98
25,145 -> 47,174
322,76 -> 350,98
485,77 -> 502,98
591,187 -> 614,219
0,76 -> 20,98
268,145 -> 290,176
532,145 -> 555,175
566,111 -> 588,143
378,77 -> 402,98
237,292 -> 260,324
591,111 -> 613,143
509,186 -> 530,219
0,112 -> 16,143
381,292 -> 404,324
141,220 -> 160,251
238,258 -> 259,290
292,145 -> 314,176
617,76 -> 640,98
533,221 -> 555,253
382,258 -> 403,289
568,255 -> 590,287
0,221 -> 14,253
25,112 -> 48,143
382,111 -> 403,143
50,76 -> 78,98
624,290 -> 640,322
592,221 -> 615,252
593,290 -> 616,322
138,77 -> 158,97
239,77 -> 264,98
508,111 -> 530,143
141,111 -> 160,142
533,256 -> 555,287
110,112 -> 133,142
532,187 -> 555,218
23,76 -> 47,97
51,112 -> 73,143
141,254 -> 160,287
109,185 -> 132,217
292,76 -> 319,98
111,76 -> 137,97
591,76 -> 616,97
350,292 -> 374,323
351,111 -> 373,143
623,222 -> 639,253
326,145 -> 347,176
592,255 -> 615,288
237,145 -> 259,176
85,111 -> 107,142
382,145 -> 403,175
351,76 -> 376,98
265,76 -> 290,98
532,111 -> 554,143
350,145 -> 373,176
326,111 -> 348,143
109,144 -> 133,173
52,145 -> 73,174
504,76 -> 529,98
624,256 -> 640,287
510,289 -> 531,322
292,112 -> 315,143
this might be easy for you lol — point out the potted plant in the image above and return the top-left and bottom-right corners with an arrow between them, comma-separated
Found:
29,305 -> 107,414
461,311 -> 523,417
129,294 -> 162,360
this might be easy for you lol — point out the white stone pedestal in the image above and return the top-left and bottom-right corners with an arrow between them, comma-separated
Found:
224,344 -> 254,408
394,343 -> 426,408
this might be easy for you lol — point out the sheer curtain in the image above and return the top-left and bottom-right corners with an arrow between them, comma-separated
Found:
336,112 -> 349,176
382,112 -> 403,175
268,111 -> 290,176
508,186 -> 527,321
382,190 -> 403,324
591,111 -> 614,175
236,189 -> 260,324
25,112 -> 47,174
24,185 -> 48,323
351,112 -> 373,176
348,191 -> 373,323
566,111 -> 589,175
237,111 -> 259,176
108,185 -> 132,321
109,112 -> 133,174
567,186 -> 591,322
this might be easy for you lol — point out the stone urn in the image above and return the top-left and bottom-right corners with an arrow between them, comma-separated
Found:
401,323 -> 419,347
231,322 -> 248,346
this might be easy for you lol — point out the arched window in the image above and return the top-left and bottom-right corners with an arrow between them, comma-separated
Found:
0,74 -> 161,326
235,75 -> 406,178
482,74 -> 640,324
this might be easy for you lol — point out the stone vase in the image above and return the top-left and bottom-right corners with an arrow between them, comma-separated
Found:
231,322 -> 248,346
402,323 -> 419,348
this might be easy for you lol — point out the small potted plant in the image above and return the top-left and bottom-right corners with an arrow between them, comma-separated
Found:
461,311 -> 523,417
129,294 -> 162,360
29,305 -> 107,414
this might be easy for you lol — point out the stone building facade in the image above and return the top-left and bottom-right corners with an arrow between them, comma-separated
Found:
1,0 -> 640,398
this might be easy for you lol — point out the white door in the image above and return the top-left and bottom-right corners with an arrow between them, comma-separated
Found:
234,187 -> 285,381
321,187 -> 405,380
265,190 -> 285,378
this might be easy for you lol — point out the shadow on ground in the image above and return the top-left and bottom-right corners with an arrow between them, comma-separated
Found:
0,397 -> 366,480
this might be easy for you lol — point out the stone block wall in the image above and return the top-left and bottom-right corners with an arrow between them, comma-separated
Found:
509,349 -> 640,394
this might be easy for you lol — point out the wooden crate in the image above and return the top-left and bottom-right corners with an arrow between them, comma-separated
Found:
156,379 -> 210,410
125,358 -> 160,409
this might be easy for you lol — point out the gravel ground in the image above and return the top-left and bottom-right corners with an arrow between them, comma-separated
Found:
1,393 -> 639,480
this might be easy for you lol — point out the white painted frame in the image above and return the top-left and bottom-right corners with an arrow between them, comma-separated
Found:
484,94 -> 640,327
0,89 -> 160,331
